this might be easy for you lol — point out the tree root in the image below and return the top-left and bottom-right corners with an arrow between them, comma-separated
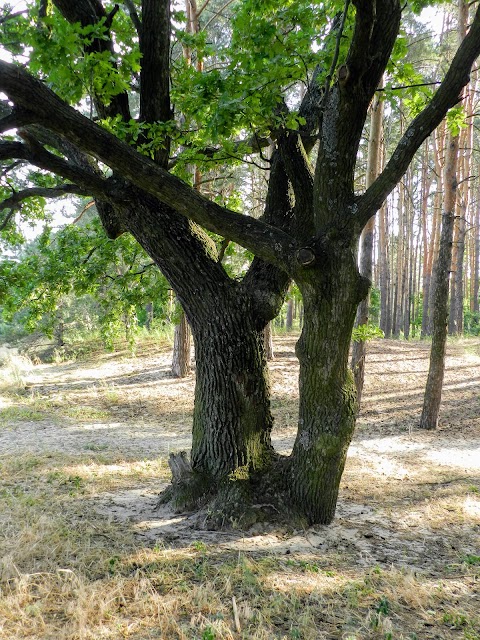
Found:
156,453 -> 306,531
155,451 -> 213,512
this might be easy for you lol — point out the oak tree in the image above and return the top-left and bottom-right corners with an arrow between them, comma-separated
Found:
1,0 -> 480,525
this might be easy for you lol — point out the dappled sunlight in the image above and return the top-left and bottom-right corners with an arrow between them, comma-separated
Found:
1,336 -> 480,638
426,445 -> 480,470
464,496 -> 480,519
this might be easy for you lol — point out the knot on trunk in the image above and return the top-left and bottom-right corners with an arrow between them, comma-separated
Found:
296,247 -> 316,266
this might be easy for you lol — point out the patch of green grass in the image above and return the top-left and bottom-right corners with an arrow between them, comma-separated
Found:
63,406 -> 110,421
47,471 -> 84,491
0,405 -> 46,425
83,442 -> 109,451
443,611 -> 468,629
99,382 -> 120,404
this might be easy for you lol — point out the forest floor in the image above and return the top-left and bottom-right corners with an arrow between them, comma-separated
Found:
0,334 -> 479,639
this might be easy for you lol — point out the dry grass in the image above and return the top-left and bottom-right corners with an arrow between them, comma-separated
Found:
0,335 -> 480,639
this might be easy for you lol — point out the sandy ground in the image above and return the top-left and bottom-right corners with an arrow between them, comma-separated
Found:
1,336 -> 479,573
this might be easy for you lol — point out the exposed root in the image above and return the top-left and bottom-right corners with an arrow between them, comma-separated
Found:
155,451 -> 213,511
156,454 -> 306,531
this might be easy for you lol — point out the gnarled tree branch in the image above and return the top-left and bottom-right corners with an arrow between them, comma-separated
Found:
0,134 -> 110,200
0,184 -> 89,213
0,61 -> 296,269
278,131 -> 314,240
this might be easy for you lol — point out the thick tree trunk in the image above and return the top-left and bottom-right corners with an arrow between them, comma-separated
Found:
190,299 -> 274,480
115,192 -> 284,492
290,250 -> 364,524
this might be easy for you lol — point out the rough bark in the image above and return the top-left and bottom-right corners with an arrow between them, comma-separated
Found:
191,297 -> 275,480
291,247 -> 366,524
114,190 -> 280,487
139,0 -> 172,168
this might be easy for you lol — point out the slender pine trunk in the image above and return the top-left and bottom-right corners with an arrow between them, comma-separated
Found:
379,202 -> 391,337
420,134 -> 458,430
264,322 -> 274,360
351,83 -> 383,405
172,309 -> 191,378
474,194 -> 480,313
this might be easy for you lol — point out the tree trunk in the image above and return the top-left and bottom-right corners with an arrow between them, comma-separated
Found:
264,321 -> 274,360
474,192 -> 480,313
379,202 -> 392,337
393,177 -> 406,337
54,314 -> 65,347
449,197 -> 466,334
351,82 -> 383,406
425,125 -> 446,336
420,141 -> 433,338
190,298 -> 274,480
420,134 -> 459,430
290,249 -> 364,524
402,172 -> 413,339
286,298 -> 294,330
452,69 -> 474,330
172,309 -> 191,378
